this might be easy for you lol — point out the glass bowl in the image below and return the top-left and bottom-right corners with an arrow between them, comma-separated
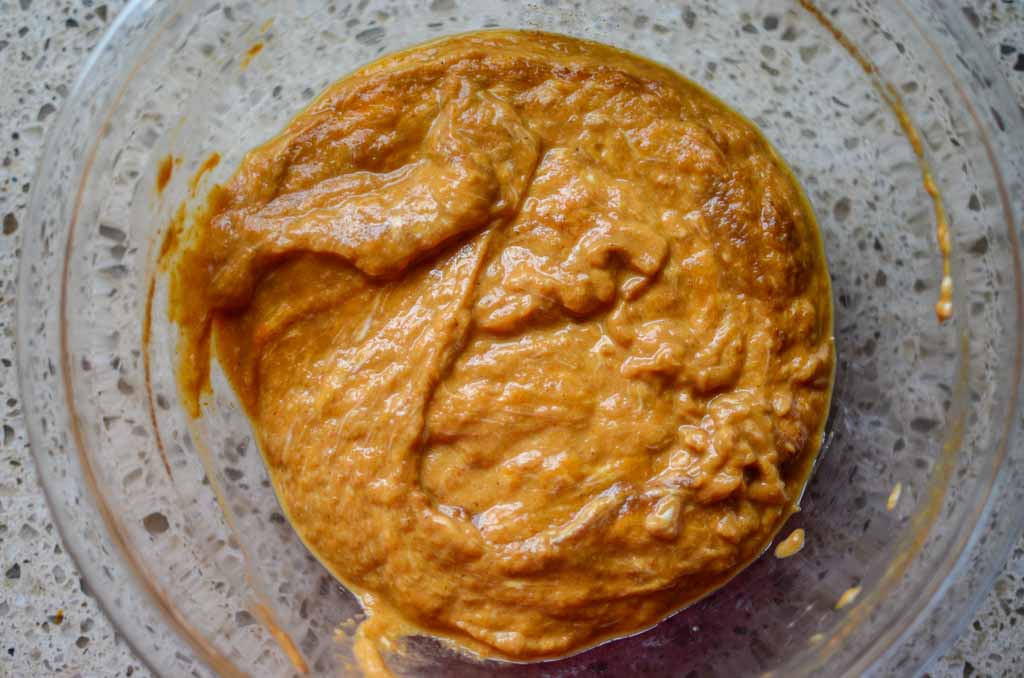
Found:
17,0 -> 1024,676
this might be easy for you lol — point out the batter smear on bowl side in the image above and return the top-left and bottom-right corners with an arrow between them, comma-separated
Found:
164,30 -> 834,672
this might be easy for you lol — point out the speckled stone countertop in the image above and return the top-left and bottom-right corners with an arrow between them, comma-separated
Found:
0,2 -> 1021,677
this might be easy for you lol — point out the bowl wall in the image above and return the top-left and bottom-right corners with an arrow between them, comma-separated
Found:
17,0 -> 1024,676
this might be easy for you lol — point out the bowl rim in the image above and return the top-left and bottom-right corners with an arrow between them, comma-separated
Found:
18,3 -> 250,676
16,0 -> 1024,676
781,1 -> 1024,674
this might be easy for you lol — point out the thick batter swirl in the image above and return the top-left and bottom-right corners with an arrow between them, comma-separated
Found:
167,31 -> 833,666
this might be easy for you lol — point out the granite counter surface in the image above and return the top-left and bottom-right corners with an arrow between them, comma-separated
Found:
0,1 -> 1021,676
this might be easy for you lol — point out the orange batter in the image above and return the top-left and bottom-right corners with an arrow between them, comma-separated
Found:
165,30 -> 834,669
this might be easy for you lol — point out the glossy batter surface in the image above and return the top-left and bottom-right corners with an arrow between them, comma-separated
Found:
167,31 -> 834,663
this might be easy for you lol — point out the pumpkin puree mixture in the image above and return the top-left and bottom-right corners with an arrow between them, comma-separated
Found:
165,30 -> 834,672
